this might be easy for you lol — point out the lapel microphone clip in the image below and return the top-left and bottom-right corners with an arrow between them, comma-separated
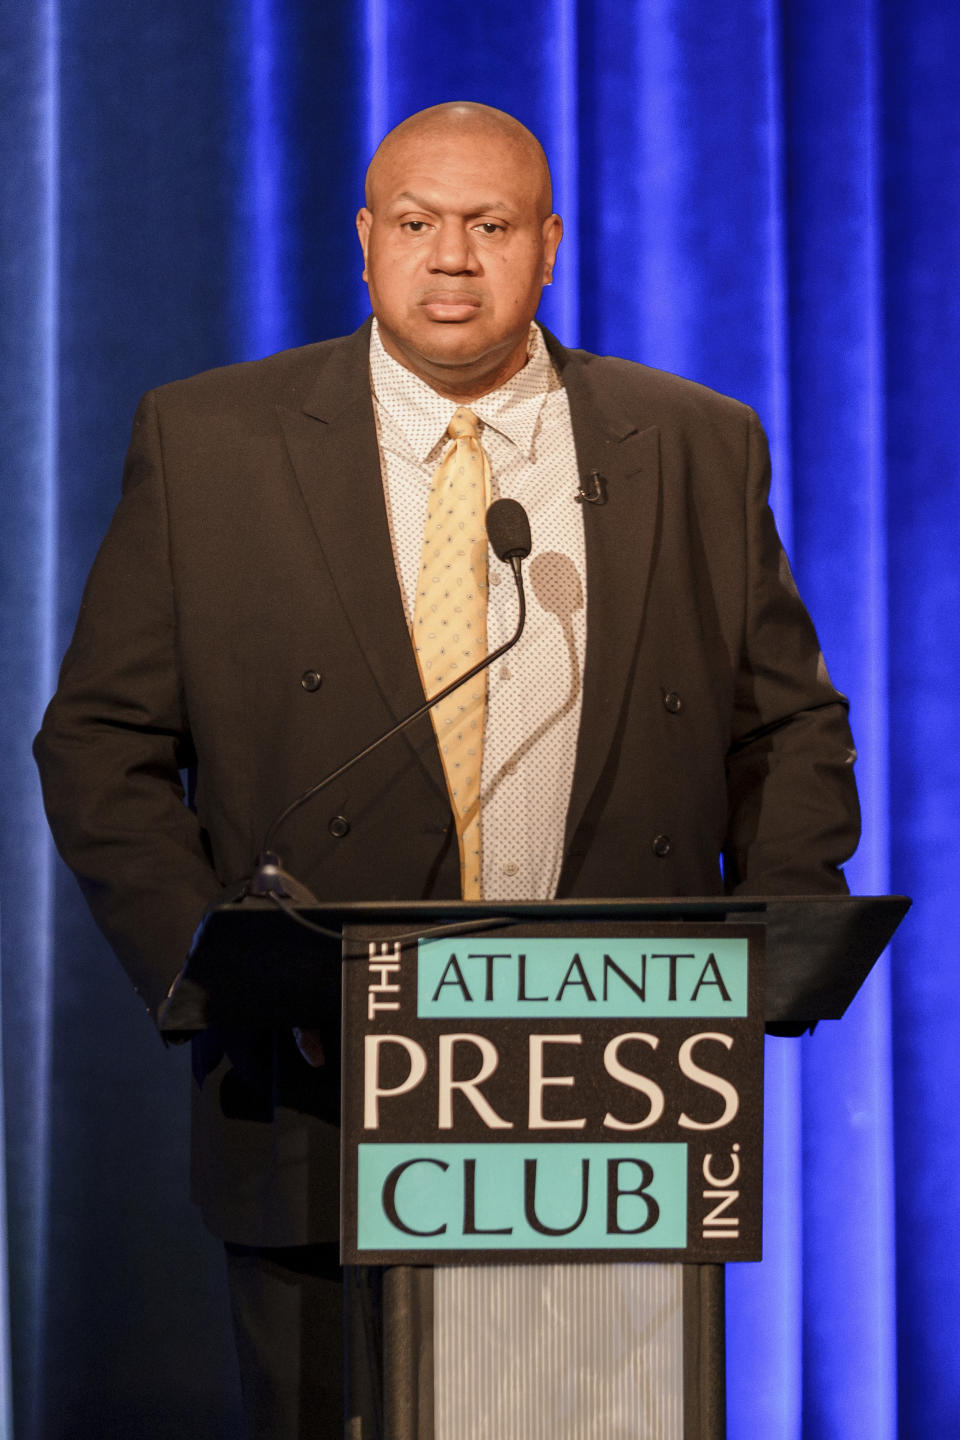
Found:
575,470 -> 607,505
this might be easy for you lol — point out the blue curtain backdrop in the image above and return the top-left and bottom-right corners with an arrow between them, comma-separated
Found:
1,1 -> 957,1435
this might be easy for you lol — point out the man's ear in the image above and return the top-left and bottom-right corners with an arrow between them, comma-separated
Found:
542,212 -> 562,285
356,208 -> 372,282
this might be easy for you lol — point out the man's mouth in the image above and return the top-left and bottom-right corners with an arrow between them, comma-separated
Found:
419,291 -> 482,322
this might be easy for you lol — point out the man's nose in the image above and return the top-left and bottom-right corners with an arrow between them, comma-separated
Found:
428,220 -> 476,273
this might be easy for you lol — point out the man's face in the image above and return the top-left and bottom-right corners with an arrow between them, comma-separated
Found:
356,126 -> 562,398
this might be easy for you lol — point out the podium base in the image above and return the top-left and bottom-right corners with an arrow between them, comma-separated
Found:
364,1263 -> 724,1440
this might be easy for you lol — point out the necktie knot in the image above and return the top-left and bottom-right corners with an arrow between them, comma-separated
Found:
448,406 -> 481,441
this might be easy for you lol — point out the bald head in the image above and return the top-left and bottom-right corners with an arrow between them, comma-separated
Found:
365,102 -> 553,219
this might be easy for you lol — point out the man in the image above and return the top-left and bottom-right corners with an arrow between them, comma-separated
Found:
35,102 -> 859,1436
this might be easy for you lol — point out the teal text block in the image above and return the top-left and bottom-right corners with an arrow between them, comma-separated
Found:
356,1142 -> 688,1251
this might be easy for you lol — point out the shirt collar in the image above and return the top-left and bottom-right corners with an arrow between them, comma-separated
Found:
369,318 -> 559,464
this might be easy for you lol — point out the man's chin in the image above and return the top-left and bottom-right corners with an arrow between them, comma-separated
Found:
377,319 -> 527,394
404,322 -> 493,366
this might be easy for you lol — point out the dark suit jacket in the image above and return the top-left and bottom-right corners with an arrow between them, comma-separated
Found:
35,319 -> 859,1244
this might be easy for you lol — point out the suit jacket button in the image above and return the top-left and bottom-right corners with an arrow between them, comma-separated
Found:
300,670 -> 322,692
651,833 -> 672,857
663,691 -> 683,713
328,815 -> 350,839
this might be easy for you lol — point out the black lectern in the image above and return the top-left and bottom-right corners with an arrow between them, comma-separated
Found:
163,893 -> 908,1440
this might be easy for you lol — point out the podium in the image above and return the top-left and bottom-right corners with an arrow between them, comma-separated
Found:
163,893 -> 908,1440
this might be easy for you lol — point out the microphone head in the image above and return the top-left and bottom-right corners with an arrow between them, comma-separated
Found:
486,498 -> 532,562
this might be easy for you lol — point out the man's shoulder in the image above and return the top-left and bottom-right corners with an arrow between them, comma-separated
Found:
145,323 -> 371,419
543,330 -> 758,432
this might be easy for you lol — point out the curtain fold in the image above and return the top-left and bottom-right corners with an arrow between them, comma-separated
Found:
1,2 -> 956,1435
0,6 -> 60,1436
883,3 -> 960,1431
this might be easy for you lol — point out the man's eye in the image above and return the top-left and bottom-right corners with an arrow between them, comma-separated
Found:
475,223 -> 504,235
403,221 -> 428,233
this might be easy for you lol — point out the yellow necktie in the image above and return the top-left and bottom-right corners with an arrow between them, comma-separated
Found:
412,407 -> 492,898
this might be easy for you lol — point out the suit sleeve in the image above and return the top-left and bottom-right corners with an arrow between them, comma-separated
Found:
722,413 -> 860,894
34,391 -> 224,1023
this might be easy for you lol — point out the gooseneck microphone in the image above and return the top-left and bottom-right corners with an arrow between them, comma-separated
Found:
248,498 -> 532,900
485,496 -> 532,567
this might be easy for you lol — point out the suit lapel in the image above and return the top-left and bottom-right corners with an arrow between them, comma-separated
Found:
276,326 -> 447,797
545,335 -> 662,854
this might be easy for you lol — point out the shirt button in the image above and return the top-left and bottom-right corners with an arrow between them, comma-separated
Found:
651,834 -> 672,858
490,572 -> 502,587
499,664 -> 511,681
502,861 -> 519,877
328,815 -> 350,839
300,670 -> 322,692
663,691 -> 683,713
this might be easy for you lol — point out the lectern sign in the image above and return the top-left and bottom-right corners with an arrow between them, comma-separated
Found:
340,922 -> 764,1264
